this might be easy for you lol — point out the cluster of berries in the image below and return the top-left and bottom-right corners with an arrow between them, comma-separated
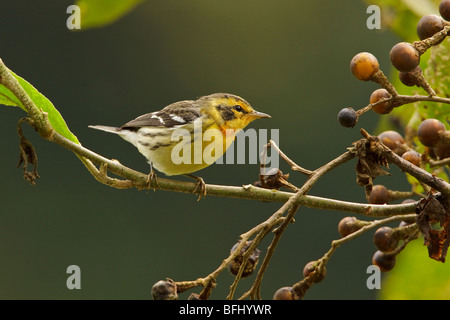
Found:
338,0 -> 450,128
338,215 -> 418,273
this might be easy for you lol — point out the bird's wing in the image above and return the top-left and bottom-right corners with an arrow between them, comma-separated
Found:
120,100 -> 202,129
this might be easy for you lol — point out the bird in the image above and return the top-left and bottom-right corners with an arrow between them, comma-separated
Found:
89,93 -> 271,199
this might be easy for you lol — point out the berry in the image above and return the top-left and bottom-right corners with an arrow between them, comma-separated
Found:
338,216 -> 360,237
350,52 -> 380,81
439,0 -> 450,21
370,89 -> 393,114
417,118 -> 446,147
372,250 -> 396,272
427,147 -> 438,159
273,287 -> 297,300
399,66 -> 422,87
434,145 -> 450,159
390,42 -> 420,72
302,261 -> 326,283
152,279 -> 178,300
337,107 -> 358,128
368,185 -> 389,204
228,240 -> 261,278
401,150 -> 421,166
378,130 -> 405,154
373,226 -> 398,252
417,14 -> 445,40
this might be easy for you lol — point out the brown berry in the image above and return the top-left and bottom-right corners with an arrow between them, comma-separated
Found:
434,144 -> 450,159
369,185 -> 390,204
439,0 -> 450,21
273,287 -> 297,300
302,261 -> 326,283
370,89 -> 393,114
152,279 -> 178,300
417,14 -> 445,40
372,250 -> 396,272
401,150 -> 421,166
378,130 -> 405,155
399,66 -> 422,87
373,227 -> 398,252
390,42 -> 420,72
350,52 -> 380,81
417,118 -> 446,147
228,240 -> 261,278
338,216 -> 360,237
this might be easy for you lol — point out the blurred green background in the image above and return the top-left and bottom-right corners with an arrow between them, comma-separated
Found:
0,0 -> 439,299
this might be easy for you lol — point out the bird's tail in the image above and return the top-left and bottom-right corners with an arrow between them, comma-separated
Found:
89,124 -> 140,147
88,125 -> 121,134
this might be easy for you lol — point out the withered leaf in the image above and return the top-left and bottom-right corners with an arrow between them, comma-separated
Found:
258,168 -> 292,190
17,135 -> 39,186
416,194 -> 450,262
350,138 -> 390,199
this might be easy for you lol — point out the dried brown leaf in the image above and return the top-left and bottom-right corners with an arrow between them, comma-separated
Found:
416,194 -> 450,262
350,138 -> 390,199
17,134 -> 39,186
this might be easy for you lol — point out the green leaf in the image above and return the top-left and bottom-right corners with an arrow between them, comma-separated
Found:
364,0 -> 435,42
75,0 -> 145,29
367,2 -> 450,298
369,1 -> 449,183
368,0 -> 431,134
379,239 -> 450,299
0,83 -> 26,111
417,40 -> 450,121
0,72 -> 79,144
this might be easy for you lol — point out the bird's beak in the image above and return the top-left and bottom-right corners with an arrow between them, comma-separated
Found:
250,110 -> 271,119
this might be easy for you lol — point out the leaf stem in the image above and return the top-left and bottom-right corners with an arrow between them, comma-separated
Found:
0,59 -> 51,137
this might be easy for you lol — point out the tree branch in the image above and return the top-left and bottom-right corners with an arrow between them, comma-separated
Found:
3,55 -> 449,301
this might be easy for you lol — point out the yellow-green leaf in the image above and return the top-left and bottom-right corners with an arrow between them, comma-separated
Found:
0,72 -> 79,144
379,239 -> 450,299
75,0 -> 145,29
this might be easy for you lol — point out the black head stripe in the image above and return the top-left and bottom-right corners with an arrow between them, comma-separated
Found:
216,105 -> 236,121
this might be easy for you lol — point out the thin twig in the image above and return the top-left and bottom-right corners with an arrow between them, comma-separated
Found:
292,213 -> 417,298
2,55 -> 449,301
357,94 -> 450,117
358,129 -> 450,197
266,140 -> 313,175
240,150 -> 358,299
429,157 -> 450,167
16,121 -> 424,216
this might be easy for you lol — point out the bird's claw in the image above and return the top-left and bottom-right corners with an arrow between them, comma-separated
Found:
193,177 -> 206,201
185,174 -> 206,201
147,168 -> 159,191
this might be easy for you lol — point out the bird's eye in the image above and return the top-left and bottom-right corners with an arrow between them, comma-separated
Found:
234,105 -> 244,112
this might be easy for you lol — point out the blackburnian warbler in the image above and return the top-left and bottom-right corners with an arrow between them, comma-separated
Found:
89,93 -> 270,198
